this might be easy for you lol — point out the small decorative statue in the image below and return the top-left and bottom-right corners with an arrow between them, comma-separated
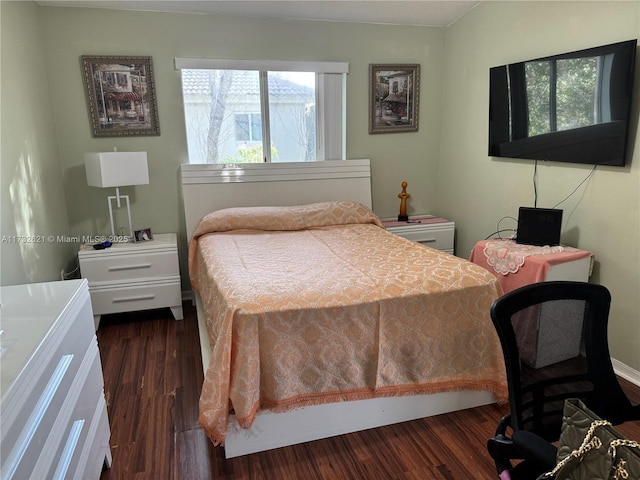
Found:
397,181 -> 410,221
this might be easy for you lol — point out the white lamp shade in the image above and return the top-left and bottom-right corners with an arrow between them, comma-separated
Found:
85,151 -> 149,188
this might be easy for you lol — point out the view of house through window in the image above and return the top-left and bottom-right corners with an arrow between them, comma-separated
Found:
181,69 -> 317,163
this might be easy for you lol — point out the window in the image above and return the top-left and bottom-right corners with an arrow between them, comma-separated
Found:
176,58 -> 348,164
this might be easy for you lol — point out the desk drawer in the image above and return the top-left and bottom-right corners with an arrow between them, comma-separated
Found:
80,250 -> 179,282
89,279 -> 181,315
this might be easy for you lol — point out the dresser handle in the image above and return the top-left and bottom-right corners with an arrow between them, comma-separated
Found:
2,355 -> 74,480
420,238 -> 437,243
108,263 -> 152,272
52,419 -> 84,480
113,294 -> 155,303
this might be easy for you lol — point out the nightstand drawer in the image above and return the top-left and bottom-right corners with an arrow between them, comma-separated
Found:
382,216 -> 455,254
89,279 -> 181,315
80,250 -> 179,282
383,219 -> 454,252
394,227 -> 454,251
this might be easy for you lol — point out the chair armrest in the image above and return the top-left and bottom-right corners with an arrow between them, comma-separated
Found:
495,414 -> 511,436
511,430 -> 557,467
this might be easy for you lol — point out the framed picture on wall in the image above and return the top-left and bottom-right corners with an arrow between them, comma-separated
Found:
369,64 -> 420,134
81,55 -> 160,137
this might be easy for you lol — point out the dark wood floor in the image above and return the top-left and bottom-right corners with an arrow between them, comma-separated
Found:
97,303 -> 640,480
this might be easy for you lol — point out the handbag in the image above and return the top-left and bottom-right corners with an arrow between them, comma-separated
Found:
537,398 -> 640,480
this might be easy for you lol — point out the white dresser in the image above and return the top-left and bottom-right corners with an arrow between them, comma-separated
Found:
78,233 -> 183,329
0,279 -> 112,480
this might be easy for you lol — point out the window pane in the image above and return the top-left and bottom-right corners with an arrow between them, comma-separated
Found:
180,66 -> 338,164
235,114 -> 250,141
251,114 -> 262,141
267,71 -> 316,162
182,69 -> 262,164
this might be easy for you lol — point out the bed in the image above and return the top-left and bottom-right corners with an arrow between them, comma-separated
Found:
181,159 -> 507,458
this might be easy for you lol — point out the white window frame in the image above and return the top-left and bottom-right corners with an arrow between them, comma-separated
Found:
175,58 -> 349,163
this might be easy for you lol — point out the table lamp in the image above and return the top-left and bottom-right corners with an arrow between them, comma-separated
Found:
85,151 -> 149,240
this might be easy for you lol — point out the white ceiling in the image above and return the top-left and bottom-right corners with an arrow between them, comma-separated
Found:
37,1 -> 480,27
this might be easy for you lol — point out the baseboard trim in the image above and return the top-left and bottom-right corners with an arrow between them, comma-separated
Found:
612,358 -> 640,387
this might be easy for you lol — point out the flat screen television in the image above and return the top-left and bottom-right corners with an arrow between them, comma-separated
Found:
489,39 -> 637,166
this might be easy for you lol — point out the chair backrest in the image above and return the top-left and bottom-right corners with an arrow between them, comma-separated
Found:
490,281 -> 633,442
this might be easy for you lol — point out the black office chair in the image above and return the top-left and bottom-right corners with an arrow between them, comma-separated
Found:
487,281 -> 640,480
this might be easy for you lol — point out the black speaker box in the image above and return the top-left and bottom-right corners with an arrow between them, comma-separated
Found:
516,207 -> 563,246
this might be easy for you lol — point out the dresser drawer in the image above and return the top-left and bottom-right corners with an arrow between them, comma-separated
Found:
80,250 -> 179,283
77,399 -> 111,480
31,341 -> 108,479
1,296 -> 95,480
89,279 -> 182,315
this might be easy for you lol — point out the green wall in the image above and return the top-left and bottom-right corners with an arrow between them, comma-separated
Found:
440,1 -> 640,370
38,6 -> 445,288
1,1 -> 74,285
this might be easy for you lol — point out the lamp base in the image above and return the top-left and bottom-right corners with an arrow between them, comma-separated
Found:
107,191 -> 134,240
397,215 -> 409,222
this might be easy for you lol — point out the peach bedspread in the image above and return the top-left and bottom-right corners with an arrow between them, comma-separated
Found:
189,202 -> 508,445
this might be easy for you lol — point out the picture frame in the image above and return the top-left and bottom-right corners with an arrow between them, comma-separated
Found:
81,55 -> 160,137
134,228 -> 153,243
369,64 -> 420,134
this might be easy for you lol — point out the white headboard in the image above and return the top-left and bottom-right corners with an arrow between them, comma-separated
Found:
180,159 -> 372,240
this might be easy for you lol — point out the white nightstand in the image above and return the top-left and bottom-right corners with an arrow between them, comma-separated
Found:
381,215 -> 455,254
78,233 -> 183,329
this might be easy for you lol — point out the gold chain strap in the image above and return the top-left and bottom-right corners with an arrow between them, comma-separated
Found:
608,439 -> 640,480
540,419 -> 613,478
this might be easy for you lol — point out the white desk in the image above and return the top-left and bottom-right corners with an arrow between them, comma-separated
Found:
470,240 -> 593,368
470,239 -> 592,293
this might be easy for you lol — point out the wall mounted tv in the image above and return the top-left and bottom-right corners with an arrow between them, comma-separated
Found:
489,39 -> 637,166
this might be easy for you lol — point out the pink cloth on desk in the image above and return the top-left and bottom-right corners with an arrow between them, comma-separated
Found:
469,239 -> 592,294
